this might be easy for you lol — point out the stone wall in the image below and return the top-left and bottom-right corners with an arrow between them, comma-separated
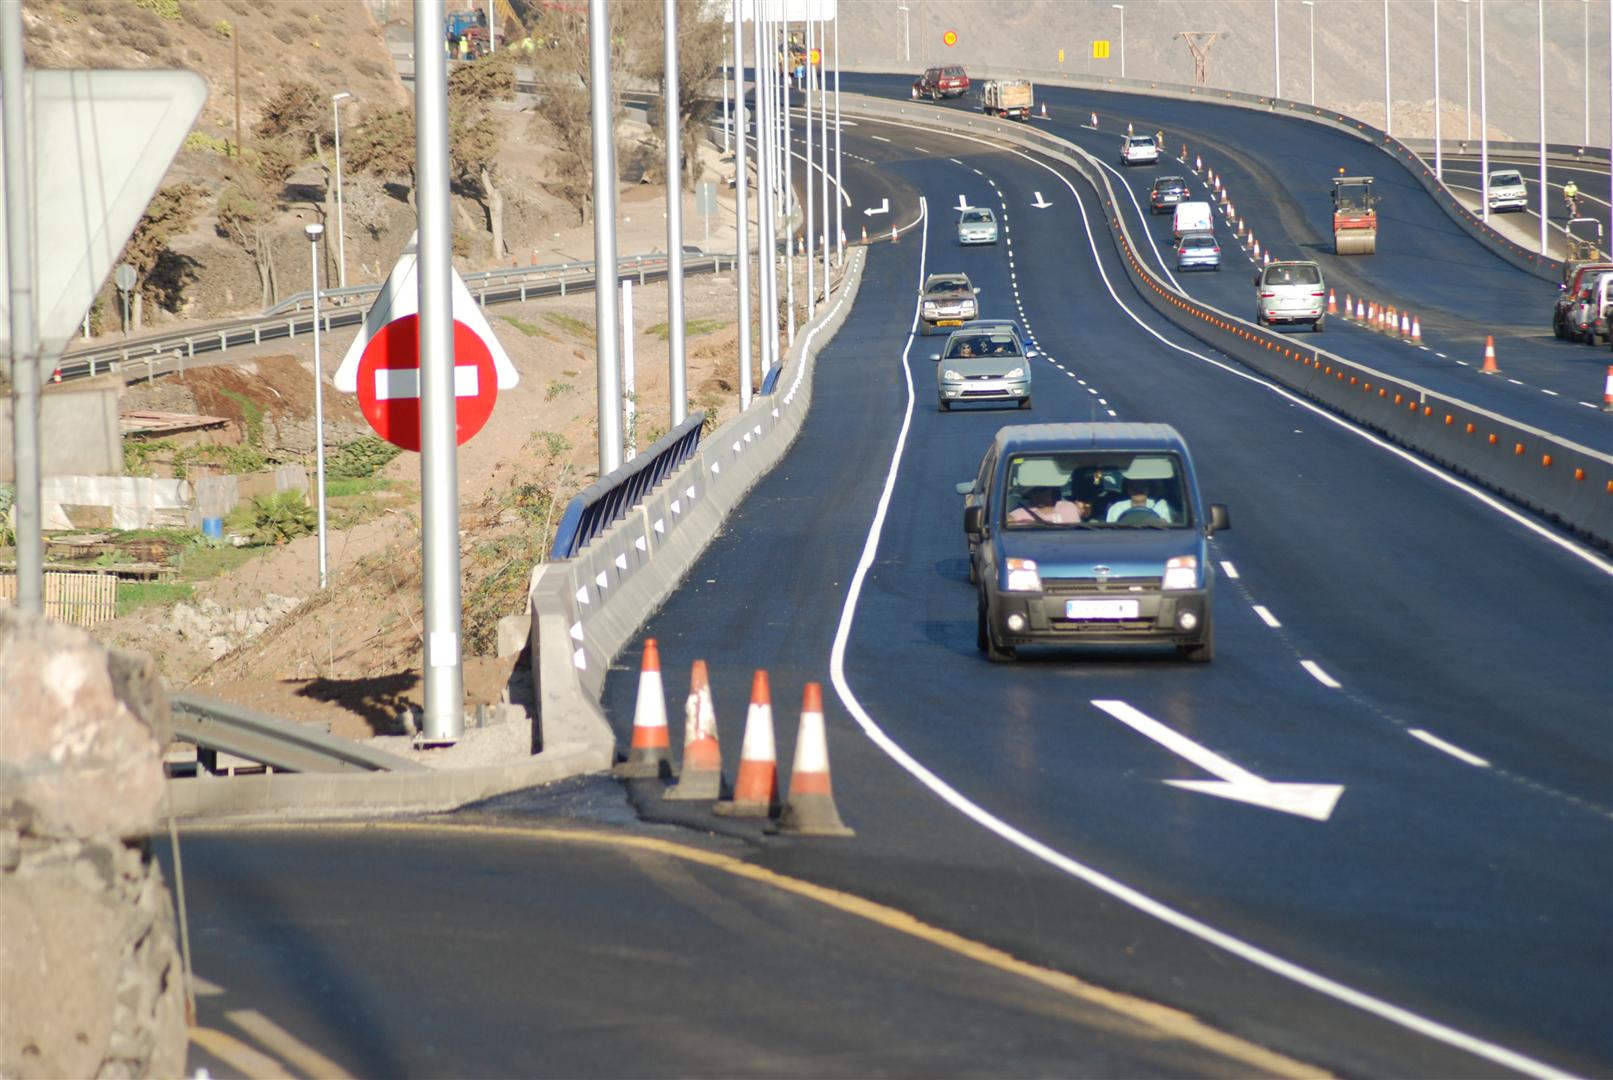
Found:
0,611 -> 187,1078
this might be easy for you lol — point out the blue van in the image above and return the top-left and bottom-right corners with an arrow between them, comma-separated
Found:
957,422 -> 1229,662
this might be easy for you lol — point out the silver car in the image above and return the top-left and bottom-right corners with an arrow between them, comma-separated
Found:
958,207 -> 998,245
1254,260 -> 1326,332
934,320 -> 1035,410
1175,232 -> 1220,271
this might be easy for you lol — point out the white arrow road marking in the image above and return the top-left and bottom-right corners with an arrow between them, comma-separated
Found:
1092,700 -> 1345,821
374,366 -> 479,400
1032,190 -> 1052,208
863,197 -> 889,217
957,194 -> 969,210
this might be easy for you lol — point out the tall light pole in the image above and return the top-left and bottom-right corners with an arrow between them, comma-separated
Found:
721,17 -> 730,154
1382,0 -> 1392,134
819,2 -> 830,300
1273,0 -> 1280,99
588,0 -> 622,472
331,91 -> 353,290
805,7 -> 815,320
731,0 -> 751,414
664,0 -> 686,426
1536,0 -> 1547,255
897,5 -> 909,63
1114,3 -> 1127,78
1462,0 -> 1471,141
3,0 -> 42,613
834,9 -> 843,267
1302,0 -> 1315,105
1479,0 -> 1488,222
1433,1 -> 1442,180
304,223 -> 329,591
1581,0 -> 1590,147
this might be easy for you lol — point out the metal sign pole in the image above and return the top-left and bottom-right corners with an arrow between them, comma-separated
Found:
590,0 -> 623,471
834,10 -> 843,267
783,1 -> 796,348
804,11 -> 815,320
732,0 -> 752,414
664,0 -> 687,427
753,1 -> 776,386
622,278 -> 635,461
819,4 -> 830,300
2,3 -> 41,613
306,224 -> 329,590
414,0 -> 464,744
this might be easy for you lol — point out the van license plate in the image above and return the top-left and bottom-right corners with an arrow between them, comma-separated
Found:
1066,599 -> 1139,619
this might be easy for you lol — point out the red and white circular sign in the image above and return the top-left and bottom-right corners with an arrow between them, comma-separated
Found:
354,315 -> 498,452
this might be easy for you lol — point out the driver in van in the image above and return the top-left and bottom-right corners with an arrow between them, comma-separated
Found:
1105,479 -> 1174,523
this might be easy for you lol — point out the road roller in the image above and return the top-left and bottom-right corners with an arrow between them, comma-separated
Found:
1332,176 -> 1378,255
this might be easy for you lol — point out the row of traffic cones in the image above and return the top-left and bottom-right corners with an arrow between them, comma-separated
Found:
1336,291 -> 1425,345
616,640 -> 853,836
856,224 -> 901,246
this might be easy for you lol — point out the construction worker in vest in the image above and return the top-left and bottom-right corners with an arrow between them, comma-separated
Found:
458,34 -> 470,61
521,34 -> 534,54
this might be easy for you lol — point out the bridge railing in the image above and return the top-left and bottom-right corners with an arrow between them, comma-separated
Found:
550,411 -> 707,561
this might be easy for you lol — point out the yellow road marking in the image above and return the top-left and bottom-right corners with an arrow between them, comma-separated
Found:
189,1025 -> 292,1080
227,1009 -> 354,1080
205,819 -> 1326,1078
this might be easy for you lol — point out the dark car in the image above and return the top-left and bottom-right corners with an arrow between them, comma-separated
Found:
913,65 -> 970,100
918,272 -> 979,335
957,423 -> 1228,663
1149,176 -> 1189,214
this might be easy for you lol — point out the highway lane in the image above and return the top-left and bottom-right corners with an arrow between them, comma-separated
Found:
600,117 -> 1613,1078
840,74 -> 1613,440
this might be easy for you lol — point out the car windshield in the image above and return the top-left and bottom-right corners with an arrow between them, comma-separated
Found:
1182,236 -> 1216,249
1492,172 -> 1523,186
929,280 -> 969,294
961,210 -> 993,223
1264,264 -> 1322,286
1128,136 -> 1155,147
948,334 -> 1020,359
1003,453 -> 1188,528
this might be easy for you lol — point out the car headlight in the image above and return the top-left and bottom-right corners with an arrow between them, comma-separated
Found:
942,368 -> 962,381
923,303 -> 937,314
1004,367 -> 1024,379
1005,557 -> 1041,592
1162,555 -> 1198,590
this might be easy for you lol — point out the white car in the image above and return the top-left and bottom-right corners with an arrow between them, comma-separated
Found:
1120,134 -> 1159,166
1487,170 -> 1528,212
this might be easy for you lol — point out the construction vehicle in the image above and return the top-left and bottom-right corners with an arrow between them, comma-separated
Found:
1331,175 -> 1378,255
980,80 -> 1034,121
1562,217 -> 1606,286
446,8 -> 488,57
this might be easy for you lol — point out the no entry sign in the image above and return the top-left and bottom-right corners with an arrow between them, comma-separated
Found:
355,315 -> 497,451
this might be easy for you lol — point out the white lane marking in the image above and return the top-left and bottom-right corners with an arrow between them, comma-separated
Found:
914,145 -> 931,153
1435,352 -> 1448,358
1579,400 -> 1600,409
1409,729 -> 1493,768
1092,700 -> 1344,821
1541,388 -> 1559,396
1507,378 -> 1524,386
1301,660 -> 1342,689
1221,561 -> 1240,579
972,167 -> 983,175
1093,157 -> 1184,293
870,134 -> 891,142
949,157 -> 963,164
957,193 -> 969,209
1252,605 -> 1281,628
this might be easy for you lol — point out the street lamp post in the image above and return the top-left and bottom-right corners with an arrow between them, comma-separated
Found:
1462,0 -> 1471,141
721,18 -> 730,154
1536,0 -> 1547,256
331,91 -> 353,290
1383,0 -> 1392,134
1582,0 -> 1590,147
1301,1 -> 1315,105
304,223 -> 329,591
1273,0 -> 1280,100
1116,3 -> 1128,77
1479,0 -> 1488,223
1433,1 -> 1442,180
897,5 -> 909,63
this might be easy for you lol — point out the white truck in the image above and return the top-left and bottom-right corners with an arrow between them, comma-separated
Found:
980,80 -> 1034,121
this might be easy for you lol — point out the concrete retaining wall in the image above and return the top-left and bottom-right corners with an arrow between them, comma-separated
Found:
0,380 -> 122,482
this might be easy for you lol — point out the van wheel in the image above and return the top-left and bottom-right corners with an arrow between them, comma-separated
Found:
1178,616 -> 1215,663
1017,397 -> 1031,409
939,399 -> 951,411
978,599 -> 1015,662
1313,317 -> 1324,333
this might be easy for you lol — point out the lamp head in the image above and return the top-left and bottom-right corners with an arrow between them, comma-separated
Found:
305,223 -> 325,239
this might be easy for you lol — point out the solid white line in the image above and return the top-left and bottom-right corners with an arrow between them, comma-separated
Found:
824,140 -> 1575,1080
1252,605 -> 1281,628
1220,561 -> 1240,578
1300,660 -> 1342,689
1408,729 -> 1492,768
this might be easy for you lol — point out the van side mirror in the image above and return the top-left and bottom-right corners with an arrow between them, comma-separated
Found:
964,505 -> 983,534
1208,503 -> 1230,534
1252,274 -> 1262,286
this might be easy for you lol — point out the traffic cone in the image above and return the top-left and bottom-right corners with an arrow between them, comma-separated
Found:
1127,121 -> 1134,135
614,639 -> 675,779
1262,251 -> 1271,266
1480,335 -> 1501,374
1343,292 -> 1352,317
1411,316 -> 1422,343
664,659 -> 725,800
860,224 -> 867,244
714,670 -> 780,818
51,367 -> 61,383
774,683 -> 853,836
1601,365 -> 1613,412
1194,154 -> 1202,173
1089,111 -> 1098,128
1327,289 -> 1337,315
1251,238 -> 1261,259
1180,143 -> 1188,162
1355,298 -> 1365,320
1399,312 -> 1411,339
1040,101 -> 1048,119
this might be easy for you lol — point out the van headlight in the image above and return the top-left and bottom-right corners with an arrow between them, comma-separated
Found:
1005,557 -> 1042,592
923,302 -> 937,315
942,368 -> 962,381
1004,367 -> 1024,379
1162,555 -> 1198,590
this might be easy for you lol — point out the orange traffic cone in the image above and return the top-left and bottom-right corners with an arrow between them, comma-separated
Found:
1343,292 -> 1353,317
860,224 -> 868,244
1039,101 -> 1048,119
1355,298 -> 1366,320
1262,251 -> 1271,266
1089,111 -> 1098,129
774,683 -> 854,836
1127,121 -> 1134,135
890,224 -> 898,243
1411,316 -> 1422,342
1480,335 -> 1501,374
665,659 -> 726,800
1194,154 -> 1203,173
1327,289 -> 1337,315
1400,312 -> 1411,339
615,639 -> 675,779
1251,238 -> 1261,259
1601,366 -> 1613,412
714,670 -> 780,818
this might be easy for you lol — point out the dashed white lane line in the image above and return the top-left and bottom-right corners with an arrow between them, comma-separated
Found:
1541,388 -> 1560,396
870,134 -> 891,142
914,145 -> 931,153
1252,605 -> 1282,628
1408,729 -> 1492,768
1578,400 -> 1600,408
949,157 -> 963,164
1301,660 -> 1342,689
972,167 -> 983,175
1434,352 -> 1447,358
1220,561 -> 1240,579
1506,378 -> 1523,385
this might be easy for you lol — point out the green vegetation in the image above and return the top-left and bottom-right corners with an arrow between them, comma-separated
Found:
0,484 -> 14,548
644,317 -> 726,341
462,480 -> 558,655
123,439 -> 267,479
501,315 -> 548,338
134,0 -> 181,19
326,436 -> 401,479
183,131 -> 232,156
325,476 -> 390,499
116,580 -> 193,617
544,313 -> 594,341
544,381 -> 573,401
217,389 -> 266,447
247,491 -> 317,546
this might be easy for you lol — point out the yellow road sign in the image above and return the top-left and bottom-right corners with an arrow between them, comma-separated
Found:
943,29 -> 957,47
1092,39 -> 1111,60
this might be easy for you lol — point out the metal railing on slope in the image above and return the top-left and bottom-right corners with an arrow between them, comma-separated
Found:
550,410 -> 707,560
170,691 -> 427,775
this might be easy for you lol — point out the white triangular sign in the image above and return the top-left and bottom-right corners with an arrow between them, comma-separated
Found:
335,231 -> 517,392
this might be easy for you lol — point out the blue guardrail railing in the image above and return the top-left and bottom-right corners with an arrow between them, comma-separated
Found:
549,410 -> 707,560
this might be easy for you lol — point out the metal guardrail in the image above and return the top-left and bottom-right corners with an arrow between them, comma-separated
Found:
550,410 -> 706,560
169,691 -> 428,775
55,251 -> 733,383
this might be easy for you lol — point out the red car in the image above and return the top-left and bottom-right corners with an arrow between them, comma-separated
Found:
912,65 -> 970,101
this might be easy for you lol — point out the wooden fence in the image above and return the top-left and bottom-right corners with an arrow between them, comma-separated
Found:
0,571 -> 120,627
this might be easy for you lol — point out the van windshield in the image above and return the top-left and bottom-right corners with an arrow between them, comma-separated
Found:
1492,171 -> 1523,186
1002,453 -> 1188,528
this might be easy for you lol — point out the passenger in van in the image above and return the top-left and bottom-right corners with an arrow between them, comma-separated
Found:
1008,485 -> 1087,525
1105,479 -> 1173,523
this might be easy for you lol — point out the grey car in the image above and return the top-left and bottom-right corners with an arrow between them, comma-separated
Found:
933,320 -> 1035,410
1254,260 -> 1326,332
919,272 -> 979,335
957,207 -> 998,245
1175,232 -> 1220,271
